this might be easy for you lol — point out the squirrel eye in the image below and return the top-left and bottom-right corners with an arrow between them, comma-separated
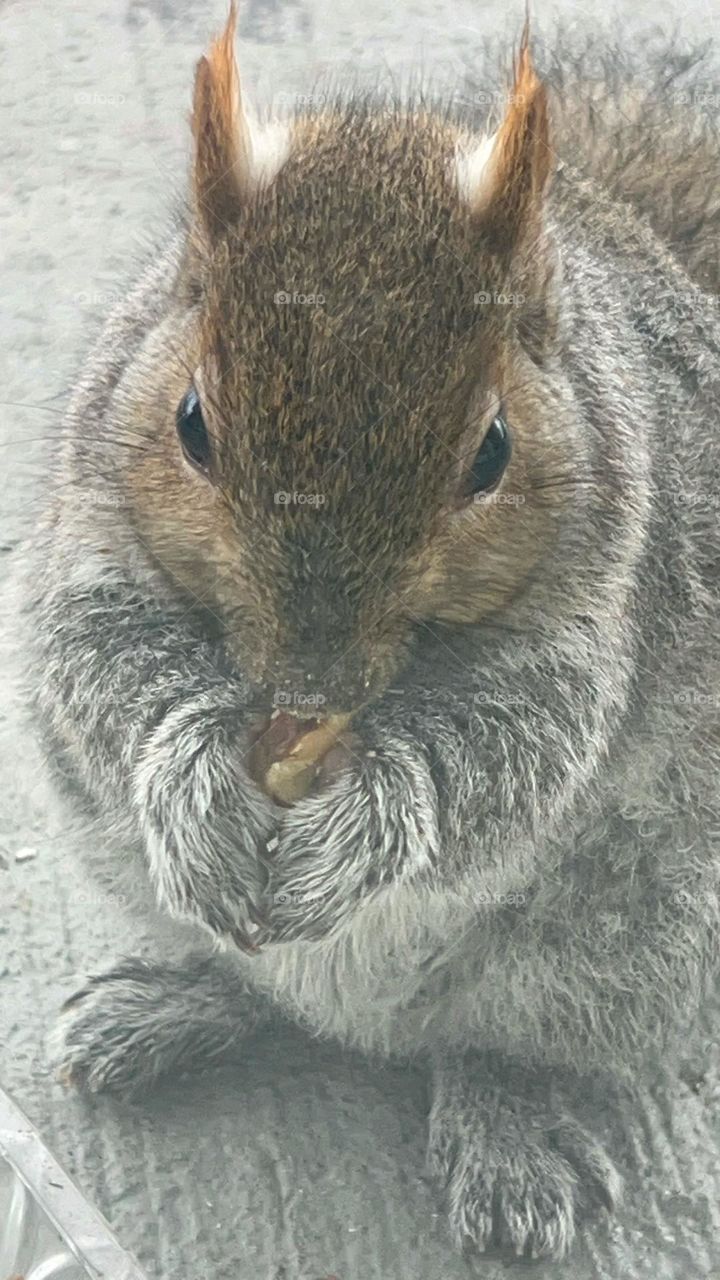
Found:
460,413 -> 512,501
176,387 -> 211,471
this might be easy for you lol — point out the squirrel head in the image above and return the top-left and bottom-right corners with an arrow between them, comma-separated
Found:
125,6 -> 571,717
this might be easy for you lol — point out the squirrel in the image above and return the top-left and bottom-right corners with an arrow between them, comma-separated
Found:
26,3 -> 720,1261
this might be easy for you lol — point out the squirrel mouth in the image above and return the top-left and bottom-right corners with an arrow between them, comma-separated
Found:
248,708 -> 353,805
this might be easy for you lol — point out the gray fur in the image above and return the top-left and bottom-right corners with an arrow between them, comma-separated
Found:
428,1051 -> 622,1256
25,38 -> 720,1261
50,955 -> 271,1094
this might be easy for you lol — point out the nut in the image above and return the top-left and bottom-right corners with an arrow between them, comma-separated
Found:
250,711 -> 353,805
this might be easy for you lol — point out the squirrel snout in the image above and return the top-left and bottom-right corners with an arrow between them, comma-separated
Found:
233,619 -> 406,722
259,671 -> 366,721
251,654 -> 387,722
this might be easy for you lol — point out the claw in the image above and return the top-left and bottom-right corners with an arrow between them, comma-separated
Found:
233,935 -> 260,955
247,901 -> 270,929
228,924 -> 262,955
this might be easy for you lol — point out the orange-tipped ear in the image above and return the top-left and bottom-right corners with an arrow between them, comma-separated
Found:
466,27 -> 552,252
191,2 -> 252,238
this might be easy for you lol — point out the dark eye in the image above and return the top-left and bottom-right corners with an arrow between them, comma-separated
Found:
176,387 -> 211,471
462,412 -> 511,500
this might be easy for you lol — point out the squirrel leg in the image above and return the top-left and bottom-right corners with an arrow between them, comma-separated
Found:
427,1050 -> 621,1260
51,953 -> 271,1097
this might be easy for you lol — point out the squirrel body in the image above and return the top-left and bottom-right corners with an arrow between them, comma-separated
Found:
28,14 -> 720,1259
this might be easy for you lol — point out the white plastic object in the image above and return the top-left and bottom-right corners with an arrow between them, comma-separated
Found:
0,1087 -> 147,1280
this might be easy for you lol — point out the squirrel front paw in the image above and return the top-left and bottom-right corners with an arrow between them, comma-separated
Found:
133,696 -> 280,951
268,733 -> 439,941
428,1054 -> 621,1260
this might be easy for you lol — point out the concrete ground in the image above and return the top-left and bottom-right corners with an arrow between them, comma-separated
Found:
1,1 -> 720,1277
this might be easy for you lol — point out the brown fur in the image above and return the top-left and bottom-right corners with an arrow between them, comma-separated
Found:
475,26 -> 552,253
191,0 -> 251,238
127,22 -> 569,715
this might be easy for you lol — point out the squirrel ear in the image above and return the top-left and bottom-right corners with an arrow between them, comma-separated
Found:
458,28 -> 552,254
191,2 -> 252,239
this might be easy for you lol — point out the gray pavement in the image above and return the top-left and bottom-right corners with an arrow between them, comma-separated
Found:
2,2 -> 720,1278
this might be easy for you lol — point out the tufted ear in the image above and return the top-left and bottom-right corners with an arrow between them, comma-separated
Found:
457,27 -> 553,256
191,2 -> 252,239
